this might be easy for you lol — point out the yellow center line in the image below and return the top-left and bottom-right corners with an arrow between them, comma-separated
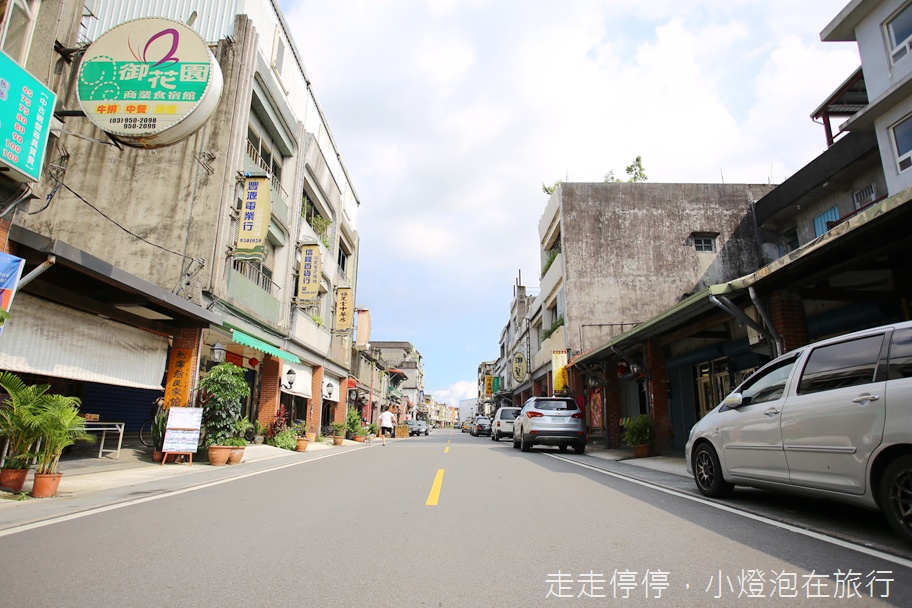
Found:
426,469 -> 445,506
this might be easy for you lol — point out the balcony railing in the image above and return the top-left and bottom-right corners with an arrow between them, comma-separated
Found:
245,140 -> 289,201
231,258 -> 279,297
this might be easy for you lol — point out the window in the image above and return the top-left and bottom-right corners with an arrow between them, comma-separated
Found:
797,334 -> 884,395
853,183 -> 877,209
736,356 -> 798,406
1,0 -> 40,64
888,328 -> 912,379
892,113 -> 912,172
888,3 -> 912,64
693,236 -> 716,252
812,206 -> 839,237
781,228 -> 799,254
337,246 -> 348,274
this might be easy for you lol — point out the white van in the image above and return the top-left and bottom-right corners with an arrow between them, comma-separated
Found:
491,407 -> 521,442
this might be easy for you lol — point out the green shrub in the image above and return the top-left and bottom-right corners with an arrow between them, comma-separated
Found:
267,428 -> 297,450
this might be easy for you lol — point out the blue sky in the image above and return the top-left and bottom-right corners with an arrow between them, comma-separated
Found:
278,0 -> 860,406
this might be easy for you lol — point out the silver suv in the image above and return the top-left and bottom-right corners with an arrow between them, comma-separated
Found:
513,396 -> 586,454
685,321 -> 912,545
491,407 -> 520,442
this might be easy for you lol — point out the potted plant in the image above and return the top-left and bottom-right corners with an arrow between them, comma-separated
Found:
331,422 -> 346,446
225,417 -> 253,464
623,414 -> 654,458
291,420 -> 309,451
198,362 -> 250,466
253,419 -> 267,444
29,394 -> 95,497
345,408 -> 363,441
0,372 -> 44,492
151,409 -> 168,462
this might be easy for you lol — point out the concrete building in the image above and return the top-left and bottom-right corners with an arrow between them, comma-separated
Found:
0,1 -> 360,438
476,360 -> 495,415
369,341 -> 425,419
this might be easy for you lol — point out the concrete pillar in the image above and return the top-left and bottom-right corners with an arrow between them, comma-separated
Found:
257,355 -> 280,427
604,371 -> 622,449
306,366 -> 324,437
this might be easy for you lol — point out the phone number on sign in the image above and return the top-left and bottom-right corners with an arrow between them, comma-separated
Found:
108,117 -> 157,129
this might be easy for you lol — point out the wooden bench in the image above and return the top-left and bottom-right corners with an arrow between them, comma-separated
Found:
83,422 -> 126,460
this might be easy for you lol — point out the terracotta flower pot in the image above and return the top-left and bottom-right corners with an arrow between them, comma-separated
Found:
632,444 -> 650,459
0,468 -> 29,493
352,436 -> 365,443
332,435 -> 344,446
152,450 -> 164,462
227,446 -> 245,464
295,437 -> 309,452
31,472 -> 63,498
207,445 -> 231,466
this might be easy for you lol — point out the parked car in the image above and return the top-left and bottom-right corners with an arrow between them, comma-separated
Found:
685,321 -> 912,546
416,420 -> 429,435
462,420 -> 472,433
472,416 -> 491,437
491,407 -> 521,442
513,396 -> 586,453
405,420 -> 421,436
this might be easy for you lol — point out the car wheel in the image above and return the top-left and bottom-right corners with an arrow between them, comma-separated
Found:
880,455 -> 912,545
558,445 -> 567,452
693,442 -> 733,498
520,433 -> 531,452
573,441 -> 585,455
512,434 -> 519,449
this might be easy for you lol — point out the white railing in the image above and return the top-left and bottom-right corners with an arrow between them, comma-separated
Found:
245,140 -> 289,200
231,258 -> 280,297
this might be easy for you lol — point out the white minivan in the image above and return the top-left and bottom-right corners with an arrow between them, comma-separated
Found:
685,321 -> 912,545
491,407 -> 521,442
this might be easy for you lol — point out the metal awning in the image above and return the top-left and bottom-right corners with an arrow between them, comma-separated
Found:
231,329 -> 301,363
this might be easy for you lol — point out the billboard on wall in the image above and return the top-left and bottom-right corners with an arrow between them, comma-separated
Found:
334,287 -> 353,331
0,51 -> 55,183
76,17 -> 223,148
552,350 -> 569,392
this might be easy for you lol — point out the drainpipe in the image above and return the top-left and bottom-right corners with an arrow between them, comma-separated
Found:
709,294 -> 779,355
749,286 -> 784,357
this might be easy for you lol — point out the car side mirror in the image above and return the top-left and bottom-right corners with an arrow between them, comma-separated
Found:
722,393 -> 744,408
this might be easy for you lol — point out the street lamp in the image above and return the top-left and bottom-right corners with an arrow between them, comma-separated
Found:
283,368 -> 297,389
210,342 -> 226,363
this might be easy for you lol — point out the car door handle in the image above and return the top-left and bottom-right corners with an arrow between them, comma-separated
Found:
852,394 -> 880,404
764,408 -> 780,417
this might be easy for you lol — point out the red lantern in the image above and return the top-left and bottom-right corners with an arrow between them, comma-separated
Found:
248,357 -> 259,368
617,363 -> 627,378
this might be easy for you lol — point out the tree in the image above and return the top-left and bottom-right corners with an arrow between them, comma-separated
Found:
604,156 -> 647,183
542,180 -> 560,195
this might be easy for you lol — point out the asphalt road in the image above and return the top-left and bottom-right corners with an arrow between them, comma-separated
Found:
0,430 -> 909,607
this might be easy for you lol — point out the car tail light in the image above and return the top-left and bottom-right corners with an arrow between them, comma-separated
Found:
527,411 -> 544,418
571,412 -> 584,418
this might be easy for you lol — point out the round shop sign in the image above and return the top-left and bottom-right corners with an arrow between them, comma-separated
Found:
77,17 -> 223,148
512,352 -> 527,383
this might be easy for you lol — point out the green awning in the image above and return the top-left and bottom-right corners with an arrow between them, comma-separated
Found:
231,329 -> 301,363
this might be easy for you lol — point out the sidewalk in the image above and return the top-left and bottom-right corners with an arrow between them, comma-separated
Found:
585,445 -> 690,478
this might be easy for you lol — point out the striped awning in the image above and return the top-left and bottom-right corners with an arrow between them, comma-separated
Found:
231,329 -> 301,363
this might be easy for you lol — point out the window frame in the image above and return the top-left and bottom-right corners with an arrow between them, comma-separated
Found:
0,0 -> 40,64
887,2 -> 912,65
891,112 -> 912,173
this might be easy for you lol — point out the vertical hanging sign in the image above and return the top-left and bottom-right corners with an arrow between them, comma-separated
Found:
235,176 -> 271,261
164,347 -> 194,408
484,375 -> 493,397
297,244 -> 321,301
552,350 -> 569,393
334,287 -> 353,331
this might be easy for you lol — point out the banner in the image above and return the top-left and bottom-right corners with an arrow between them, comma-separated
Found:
511,352 -> 527,383
552,350 -> 569,393
235,176 -> 271,261
297,244 -> 321,301
484,375 -> 493,397
334,287 -> 353,331
492,377 -> 500,394
0,253 -> 25,336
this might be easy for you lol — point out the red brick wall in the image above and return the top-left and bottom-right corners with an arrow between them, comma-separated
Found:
647,340 -> 672,455
0,218 -> 10,254
769,291 -> 809,352
306,366 -> 324,437
257,355 -> 280,428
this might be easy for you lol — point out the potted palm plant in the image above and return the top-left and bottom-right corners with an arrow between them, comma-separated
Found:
29,394 -> 94,497
1,372 -> 48,492
291,420 -> 309,451
198,362 -> 250,466
331,422 -> 346,446
346,408 -> 366,442
623,414 -> 654,458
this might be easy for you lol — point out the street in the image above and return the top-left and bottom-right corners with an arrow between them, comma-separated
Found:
0,430 -> 910,607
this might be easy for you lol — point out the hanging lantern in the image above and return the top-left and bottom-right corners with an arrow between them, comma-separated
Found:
248,357 -> 259,368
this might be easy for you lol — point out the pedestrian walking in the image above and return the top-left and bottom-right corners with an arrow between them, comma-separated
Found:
379,407 -> 395,446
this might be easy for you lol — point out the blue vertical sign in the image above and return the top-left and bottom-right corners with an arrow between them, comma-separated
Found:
0,51 -> 56,183
0,252 -> 25,336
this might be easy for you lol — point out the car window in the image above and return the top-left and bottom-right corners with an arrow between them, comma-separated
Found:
798,334 -> 884,395
739,356 -> 798,405
498,409 -> 518,420
534,399 -> 577,411
889,327 -> 912,379
476,417 -> 489,423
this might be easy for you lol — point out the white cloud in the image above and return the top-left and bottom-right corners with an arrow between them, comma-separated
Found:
281,0 -> 863,392
429,380 -> 477,407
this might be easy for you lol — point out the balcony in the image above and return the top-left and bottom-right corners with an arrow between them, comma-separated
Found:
531,325 -> 566,371
291,308 -> 331,354
226,259 -> 281,324
539,252 -> 563,304
245,141 -> 290,225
